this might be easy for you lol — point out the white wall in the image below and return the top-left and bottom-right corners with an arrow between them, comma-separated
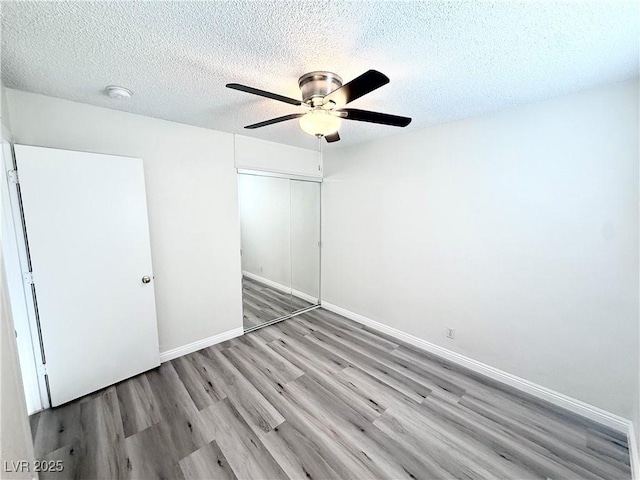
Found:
235,135 -> 321,178
238,174 -> 291,287
6,89 -> 243,354
1,82 -> 11,130
1,252 -> 37,479
322,79 -> 639,421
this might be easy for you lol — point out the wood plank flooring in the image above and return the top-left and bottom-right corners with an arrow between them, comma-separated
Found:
30,308 -> 632,479
242,277 -> 314,330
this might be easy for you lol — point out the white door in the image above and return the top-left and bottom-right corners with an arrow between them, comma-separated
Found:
15,145 -> 160,406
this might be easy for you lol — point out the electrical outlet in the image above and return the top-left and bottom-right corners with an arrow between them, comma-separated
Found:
260,266 -> 263,273
446,327 -> 455,339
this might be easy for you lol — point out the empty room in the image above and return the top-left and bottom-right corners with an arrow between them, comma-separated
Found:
1,1 -> 639,479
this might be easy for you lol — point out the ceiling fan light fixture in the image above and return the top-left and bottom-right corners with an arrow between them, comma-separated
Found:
299,110 -> 341,137
227,69 -> 411,143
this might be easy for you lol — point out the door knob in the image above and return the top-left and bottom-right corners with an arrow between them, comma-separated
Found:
141,276 -> 151,284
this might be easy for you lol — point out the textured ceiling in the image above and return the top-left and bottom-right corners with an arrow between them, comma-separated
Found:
1,1 -> 638,150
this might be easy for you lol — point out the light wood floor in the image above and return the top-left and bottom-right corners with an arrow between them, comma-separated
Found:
30,308 -> 631,479
242,277 -> 313,330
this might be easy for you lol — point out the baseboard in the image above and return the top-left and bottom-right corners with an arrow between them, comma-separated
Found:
291,288 -> 318,304
321,301 -> 633,435
243,271 -> 318,304
159,327 -> 243,363
629,422 -> 639,480
243,271 -> 290,295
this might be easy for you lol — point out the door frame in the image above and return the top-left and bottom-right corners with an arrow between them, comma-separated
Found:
1,135 -> 49,413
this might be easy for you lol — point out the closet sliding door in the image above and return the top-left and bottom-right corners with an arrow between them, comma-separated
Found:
290,180 -> 320,304
238,172 -> 320,331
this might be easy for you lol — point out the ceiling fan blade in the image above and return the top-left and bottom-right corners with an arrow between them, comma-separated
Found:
325,132 -> 340,143
339,108 -> 412,127
322,70 -> 389,107
244,113 -> 305,129
226,83 -> 302,106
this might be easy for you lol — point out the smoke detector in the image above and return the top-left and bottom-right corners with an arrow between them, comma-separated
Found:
105,85 -> 132,99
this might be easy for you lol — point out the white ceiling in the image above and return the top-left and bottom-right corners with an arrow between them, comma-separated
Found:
1,1 -> 638,150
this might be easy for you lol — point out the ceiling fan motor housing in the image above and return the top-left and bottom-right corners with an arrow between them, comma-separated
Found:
298,71 -> 343,106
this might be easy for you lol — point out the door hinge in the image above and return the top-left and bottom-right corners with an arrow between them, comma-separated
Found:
7,169 -> 18,184
23,271 -> 35,285
37,363 -> 47,374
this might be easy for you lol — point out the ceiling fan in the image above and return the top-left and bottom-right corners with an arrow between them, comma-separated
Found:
226,70 -> 412,143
